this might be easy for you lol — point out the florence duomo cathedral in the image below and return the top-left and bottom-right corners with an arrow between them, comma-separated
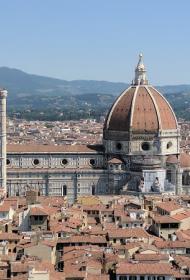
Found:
0,54 -> 190,203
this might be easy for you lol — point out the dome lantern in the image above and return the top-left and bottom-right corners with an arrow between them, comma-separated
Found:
133,53 -> 148,85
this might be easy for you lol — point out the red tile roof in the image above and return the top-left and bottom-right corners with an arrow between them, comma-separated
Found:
108,228 -> 150,239
117,262 -> 173,275
30,206 -> 58,216
156,201 -> 182,212
30,207 -> 48,216
172,211 -> 190,221
0,232 -> 21,241
152,215 -> 180,224
134,253 -> 169,262
58,235 -> 107,244
154,240 -> 190,249
7,144 -> 101,154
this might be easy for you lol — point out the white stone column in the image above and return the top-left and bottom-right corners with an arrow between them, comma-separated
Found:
0,89 -> 7,194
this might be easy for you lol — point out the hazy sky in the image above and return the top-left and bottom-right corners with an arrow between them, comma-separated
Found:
0,0 -> 190,85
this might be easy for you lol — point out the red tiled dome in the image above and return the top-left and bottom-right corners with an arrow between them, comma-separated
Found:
104,55 -> 178,139
104,85 -> 178,134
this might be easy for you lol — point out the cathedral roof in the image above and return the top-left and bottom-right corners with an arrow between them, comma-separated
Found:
7,144 -> 104,154
104,55 -> 178,135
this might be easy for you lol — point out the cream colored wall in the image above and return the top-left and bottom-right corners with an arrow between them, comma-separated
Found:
109,237 -> 148,244
153,223 -> 179,240
130,137 -> 179,156
179,216 -> 190,230
130,139 -> 160,155
127,246 -> 140,257
28,269 -> 49,280
140,249 -> 158,254
160,137 -> 179,155
25,244 -> 56,265
9,207 -> 15,220
104,139 -> 129,154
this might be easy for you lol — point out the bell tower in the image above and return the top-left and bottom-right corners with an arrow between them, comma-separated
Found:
0,89 -> 7,194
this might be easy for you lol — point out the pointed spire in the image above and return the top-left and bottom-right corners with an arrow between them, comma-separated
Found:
133,53 -> 148,85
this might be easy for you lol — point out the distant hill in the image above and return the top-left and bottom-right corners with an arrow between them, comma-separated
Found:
0,66 -> 190,100
157,85 -> 190,95
0,67 -> 128,99
0,66 -> 190,120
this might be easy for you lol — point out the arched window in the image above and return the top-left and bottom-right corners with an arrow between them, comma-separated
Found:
116,142 -> 122,150
62,185 -> 67,196
167,141 -> 172,149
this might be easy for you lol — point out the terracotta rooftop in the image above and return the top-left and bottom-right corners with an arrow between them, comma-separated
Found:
134,253 -> 169,262
156,201 -> 182,212
7,144 -> 103,154
176,229 -> 190,241
154,240 -> 190,249
30,207 -> 48,216
58,235 -> 107,244
0,232 -> 21,241
29,206 -> 58,216
172,210 -> 190,221
108,228 -> 150,239
0,202 -> 12,212
116,262 -> 173,275
112,242 -> 141,250
11,262 -> 30,273
152,215 -> 180,224
51,223 -> 74,234
174,255 -> 190,269
38,196 -> 66,207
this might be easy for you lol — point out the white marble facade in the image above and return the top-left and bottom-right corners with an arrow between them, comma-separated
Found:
6,148 -> 127,203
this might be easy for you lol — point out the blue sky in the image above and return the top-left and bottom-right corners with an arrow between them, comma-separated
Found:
0,0 -> 189,85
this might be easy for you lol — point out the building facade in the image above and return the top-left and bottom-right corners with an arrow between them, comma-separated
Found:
2,55 -> 190,203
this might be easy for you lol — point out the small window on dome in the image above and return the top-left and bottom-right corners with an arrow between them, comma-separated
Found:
6,159 -> 10,166
116,142 -> 122,150
141,142 -> 150,151
167,142 -> 172,149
